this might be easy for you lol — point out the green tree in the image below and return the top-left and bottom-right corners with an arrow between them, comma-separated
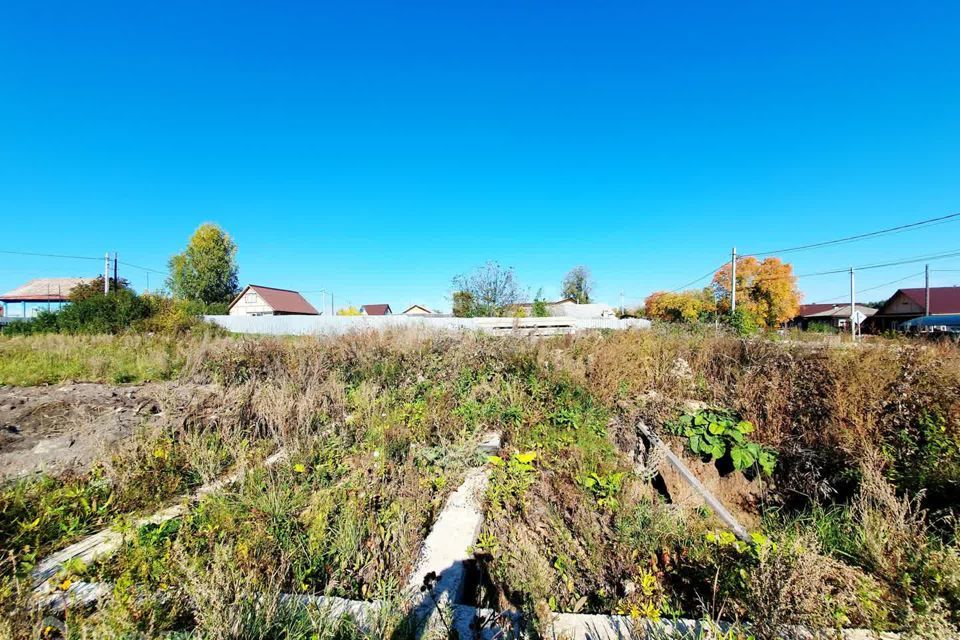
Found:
167,223 -> 240,304
452,291 -> 476,317
561,266 -> 593,304
532,288 -> 549,317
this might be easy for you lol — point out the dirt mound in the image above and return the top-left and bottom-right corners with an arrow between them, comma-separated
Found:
0,383 -> 165,479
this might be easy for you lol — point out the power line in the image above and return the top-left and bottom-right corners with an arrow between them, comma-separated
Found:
666,262 -> 729,293
0,249 -> 101,261
738,248 -> 960,287
812,271 -> 925,304
742,211 -> 960,257
117,260 -> 168,275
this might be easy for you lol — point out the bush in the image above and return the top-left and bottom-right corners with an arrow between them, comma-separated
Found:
807,321 -> 836,334
1,292 -> 223,337
135,294 -> 226,335
57,289 -> 151,334
724,307 -> 760,336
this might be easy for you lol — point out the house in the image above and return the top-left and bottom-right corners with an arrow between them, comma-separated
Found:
360,304 -> 392,316
0,277 -> 93,317
402,304 -> 433,315
791,303 -> 877,330
228,285 -> 319,316
869,287 -> 960,332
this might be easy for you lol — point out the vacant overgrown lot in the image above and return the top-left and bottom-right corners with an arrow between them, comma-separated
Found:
1,328 -> 959,639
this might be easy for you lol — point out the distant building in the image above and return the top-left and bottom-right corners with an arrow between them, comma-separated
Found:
515,298 -> 617,319
870,287 -> 960,332
228,285 -> 319,316
548,300 -> 618,319
0,277 -> 93,317
360,304 -> 392,316
402,304 -> 433,315
791,303 -> 877,330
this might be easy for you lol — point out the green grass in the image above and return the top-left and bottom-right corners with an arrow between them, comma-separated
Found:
0,333 -> 186,385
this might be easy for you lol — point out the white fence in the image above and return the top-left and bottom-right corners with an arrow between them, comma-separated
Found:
204,314 -> 650,337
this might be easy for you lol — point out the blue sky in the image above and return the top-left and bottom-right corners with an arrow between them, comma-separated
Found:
2,1 -> 959,314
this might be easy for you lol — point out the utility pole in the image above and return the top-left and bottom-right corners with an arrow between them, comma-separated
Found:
619,290 -> 624,316
331,293 -> 335,316
104,253 -> 110,294
113,253 -> 118,288
730,247 -> 737,314
925,264 -> 930,316
849,267 -> 856,340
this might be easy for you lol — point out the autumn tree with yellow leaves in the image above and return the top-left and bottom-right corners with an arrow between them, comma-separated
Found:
711,256 -> 801,328
643,256 -> 800,329
643,288 -> 716,323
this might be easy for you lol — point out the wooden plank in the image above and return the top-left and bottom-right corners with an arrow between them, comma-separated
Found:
635,420 -> 751,543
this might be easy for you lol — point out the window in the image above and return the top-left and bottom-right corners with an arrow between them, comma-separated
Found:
246,291 -> 258,304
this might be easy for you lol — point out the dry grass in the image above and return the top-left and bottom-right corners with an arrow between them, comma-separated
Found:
2,328 -> 959,638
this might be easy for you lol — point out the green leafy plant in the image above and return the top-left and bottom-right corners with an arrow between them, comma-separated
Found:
669,409 -> 777,476
579,471 -> 625,510
487,451 -> 538,511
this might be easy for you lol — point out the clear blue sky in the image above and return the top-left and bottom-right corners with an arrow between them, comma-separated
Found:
2,1 -> 959,314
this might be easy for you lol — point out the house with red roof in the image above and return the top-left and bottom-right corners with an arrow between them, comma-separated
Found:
228,285 -> 319,316
869,286 -> 960,332
360,304 -> 392,316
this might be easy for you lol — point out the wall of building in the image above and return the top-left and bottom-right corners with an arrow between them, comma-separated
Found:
228,289 -> 275,316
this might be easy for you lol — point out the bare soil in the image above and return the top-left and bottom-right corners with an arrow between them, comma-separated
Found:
0,383 -> 167,479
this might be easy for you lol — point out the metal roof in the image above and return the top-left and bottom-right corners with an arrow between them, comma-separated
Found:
229,285 -> 319,315
895,287 -> 960,315
360,304 -> 392,316
0,278 -> 93,302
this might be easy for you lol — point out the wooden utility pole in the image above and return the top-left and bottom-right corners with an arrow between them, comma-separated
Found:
113,253 -> 118,288
730,247 -> 737,314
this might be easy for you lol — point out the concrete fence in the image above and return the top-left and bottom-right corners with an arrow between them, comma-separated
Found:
203,314 -> 650,336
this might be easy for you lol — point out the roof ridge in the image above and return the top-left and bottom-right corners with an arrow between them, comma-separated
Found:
248,284 -> 300,293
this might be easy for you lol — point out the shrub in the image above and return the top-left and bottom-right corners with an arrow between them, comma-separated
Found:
135,294 -> 226,335
668,409 -> 777,475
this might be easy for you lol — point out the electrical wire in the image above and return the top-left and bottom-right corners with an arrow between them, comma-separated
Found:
665,262 -> 729,294
811,271 -> 925,305
0,250 -> 102,261
732,248 -> 960,288
742,211 -> 960,257
118,260 -> 168,275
